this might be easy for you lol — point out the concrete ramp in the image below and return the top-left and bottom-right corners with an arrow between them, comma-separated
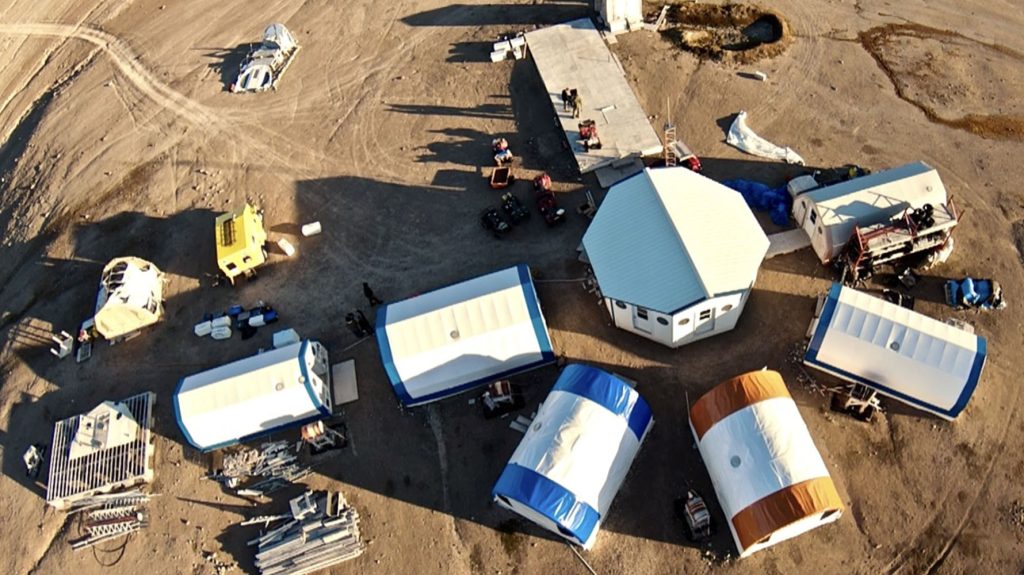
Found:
525,18 -> 663,174
766,228 -> 811,259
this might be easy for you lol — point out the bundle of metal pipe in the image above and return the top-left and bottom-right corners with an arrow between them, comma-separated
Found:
250,491 -> 365,575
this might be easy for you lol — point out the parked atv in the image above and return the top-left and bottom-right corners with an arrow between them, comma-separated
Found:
480,207 -> 511,238
532,174 -> 566,226
945,277 -> 1005,310
501,192 -> 530,224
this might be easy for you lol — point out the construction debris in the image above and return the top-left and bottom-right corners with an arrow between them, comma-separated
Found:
46,392 -> 156,510
68,492 -> 152,550
250,490 -> 365,575
210,440 -> 310,497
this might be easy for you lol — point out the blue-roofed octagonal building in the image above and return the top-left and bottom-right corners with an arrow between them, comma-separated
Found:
581,167 -> 770,348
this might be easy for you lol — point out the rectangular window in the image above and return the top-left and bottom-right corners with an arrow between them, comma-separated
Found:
699,309 -> 712,320
636,308 -> 648,320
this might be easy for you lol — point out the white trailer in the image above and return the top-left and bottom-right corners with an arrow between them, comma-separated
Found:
791,161 -> 948,263
174,340 -> 331,451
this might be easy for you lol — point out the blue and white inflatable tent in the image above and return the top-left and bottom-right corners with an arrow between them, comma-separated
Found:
492,364 -> 653,549
804,283 -> 987,420
375,264 -> 555,407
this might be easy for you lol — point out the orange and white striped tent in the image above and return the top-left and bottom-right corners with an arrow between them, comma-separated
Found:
690,370 -> 843,558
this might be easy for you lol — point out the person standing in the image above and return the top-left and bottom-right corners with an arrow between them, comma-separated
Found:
355,309 -> 372,335
572,91 -> 583,119
560,87 -> 571,112
363,282 -> 383,306
345,313 -> 365,337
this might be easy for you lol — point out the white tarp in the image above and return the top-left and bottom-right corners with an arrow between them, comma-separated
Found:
726,111 -> 805,165
174,340 -> 331,451
376,265 -> 554,406
93,257 -> 164,339
492,365 -> 653,549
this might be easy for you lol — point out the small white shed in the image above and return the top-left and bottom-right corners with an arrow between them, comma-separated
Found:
595,0 -> 643,33
376,264 -> 555,406
581,167 -> 769,348
492,364 -> 653,549
174,340 -> 331,451
791,161 -> 948,263
93,257 -> 164,339
690,370 -> 844,558
804,283 -> 987,420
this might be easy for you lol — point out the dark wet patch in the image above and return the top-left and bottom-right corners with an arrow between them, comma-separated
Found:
859,23 -> 1024,141
660,3 -> 790,64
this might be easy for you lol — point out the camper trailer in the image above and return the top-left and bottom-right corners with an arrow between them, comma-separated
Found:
174,340 -> 332,451
215,204 -> 268,285
790,161 -> 951,264
87,257 -> 164,341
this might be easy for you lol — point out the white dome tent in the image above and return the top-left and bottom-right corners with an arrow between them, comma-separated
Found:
232,23 -> 301,93
93,256 -> 164,339
690,370 -> 844,558
492,364 -> 653,549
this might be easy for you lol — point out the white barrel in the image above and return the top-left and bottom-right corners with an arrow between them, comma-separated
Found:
277,238 -> 296,256
210,326 -> 232,340
193,320 -> 213,337
211,316 -> 232,329
301,221 -> 322,237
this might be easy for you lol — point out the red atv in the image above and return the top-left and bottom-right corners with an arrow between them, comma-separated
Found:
533,174 -> 566,226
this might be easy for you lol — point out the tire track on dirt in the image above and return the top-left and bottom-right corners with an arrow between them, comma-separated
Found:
884,388 -> 1020,574
0,22 -> 223,127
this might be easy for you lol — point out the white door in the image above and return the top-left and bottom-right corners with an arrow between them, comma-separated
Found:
632,306 -> 652,333
695,307 -> 715,335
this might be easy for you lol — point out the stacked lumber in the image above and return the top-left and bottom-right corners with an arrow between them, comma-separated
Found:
250,491 -> 364,575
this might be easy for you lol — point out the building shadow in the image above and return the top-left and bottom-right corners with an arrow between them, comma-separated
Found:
416,127 -> 514,167
446,41 -> 494,63
386,102 -> 514,121
401,2 -> 589,28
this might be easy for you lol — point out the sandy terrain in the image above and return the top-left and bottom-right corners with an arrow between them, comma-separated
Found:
0,1 -> 1022,574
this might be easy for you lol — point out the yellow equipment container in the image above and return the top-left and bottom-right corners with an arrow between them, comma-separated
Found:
215,204 -> 268,284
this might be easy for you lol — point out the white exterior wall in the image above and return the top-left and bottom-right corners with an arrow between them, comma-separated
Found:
596,0 -> 643,33
605,290 -> 748,348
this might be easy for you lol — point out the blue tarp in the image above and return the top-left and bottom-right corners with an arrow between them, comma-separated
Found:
723,179 -> 791,226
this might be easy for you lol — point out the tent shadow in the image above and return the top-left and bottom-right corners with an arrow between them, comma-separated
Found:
201,44 -> 254,91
